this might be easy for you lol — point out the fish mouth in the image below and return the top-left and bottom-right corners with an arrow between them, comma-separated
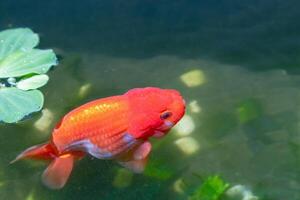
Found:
152,121 -> 174,138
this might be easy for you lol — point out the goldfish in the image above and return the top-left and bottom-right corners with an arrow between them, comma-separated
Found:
12,87 -> 185,189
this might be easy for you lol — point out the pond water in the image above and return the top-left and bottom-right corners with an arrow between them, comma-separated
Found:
1,1 -> 300,199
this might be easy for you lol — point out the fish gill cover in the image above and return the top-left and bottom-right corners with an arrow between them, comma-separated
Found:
0,28 -> 57,123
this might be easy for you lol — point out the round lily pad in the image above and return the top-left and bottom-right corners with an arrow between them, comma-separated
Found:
0,28 -> 39,60
0,87 -> 43,123
0,49 -> 57,78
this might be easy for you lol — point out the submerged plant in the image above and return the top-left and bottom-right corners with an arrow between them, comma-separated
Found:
190,175 -> 229,200
0,28 -> 57,123
189,175 -> 260,200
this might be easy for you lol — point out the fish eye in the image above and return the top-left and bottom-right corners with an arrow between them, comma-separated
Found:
160,111 -> 172,120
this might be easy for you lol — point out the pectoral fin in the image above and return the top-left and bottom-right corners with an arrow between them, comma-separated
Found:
118,158 -> 148,173
133,141 -> 151,160
117,141 -> 152,173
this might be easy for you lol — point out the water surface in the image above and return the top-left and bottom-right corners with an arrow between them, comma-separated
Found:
0,1 -> 300,199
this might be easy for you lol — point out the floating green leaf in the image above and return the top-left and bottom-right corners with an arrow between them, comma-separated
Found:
190,176 -> 229,200
0,49 -> 56,78
0,27 -> 57,123
0,88 -> 43,123
0,28 -> 39,60
16,74 -> 49,90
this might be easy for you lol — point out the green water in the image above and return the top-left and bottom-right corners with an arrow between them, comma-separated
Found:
1,1 -> 300,200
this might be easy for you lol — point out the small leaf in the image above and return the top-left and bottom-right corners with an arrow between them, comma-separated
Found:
190,176 -> 230,200
236,98 -> 263,123
0,49 -> 57,78
0,28 -> 39,60
17,74 -> 49,90
0,87 -> 43,123
113,168 -> 133,188
144,159 -> 174,180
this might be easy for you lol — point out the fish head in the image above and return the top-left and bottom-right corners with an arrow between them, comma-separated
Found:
126,87 -> 185,139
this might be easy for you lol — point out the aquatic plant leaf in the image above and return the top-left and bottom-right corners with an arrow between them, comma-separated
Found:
236,99 -> 263,123
16,74 -> 49,90
0,28 -> 39,60
144,159 -> 174,180
190,176 -> 229,200
0,88 -> 43,123
0,49 -> 57,78
113,168 -> 133,188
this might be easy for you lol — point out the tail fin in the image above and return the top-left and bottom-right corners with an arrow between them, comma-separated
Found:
12,143 -> 74,189
11,143 -> 56,163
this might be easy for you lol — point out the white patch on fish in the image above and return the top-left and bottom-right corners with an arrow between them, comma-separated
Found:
64,139 -> 113,159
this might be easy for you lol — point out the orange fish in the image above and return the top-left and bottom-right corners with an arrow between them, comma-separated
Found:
12,87 -> 185,189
